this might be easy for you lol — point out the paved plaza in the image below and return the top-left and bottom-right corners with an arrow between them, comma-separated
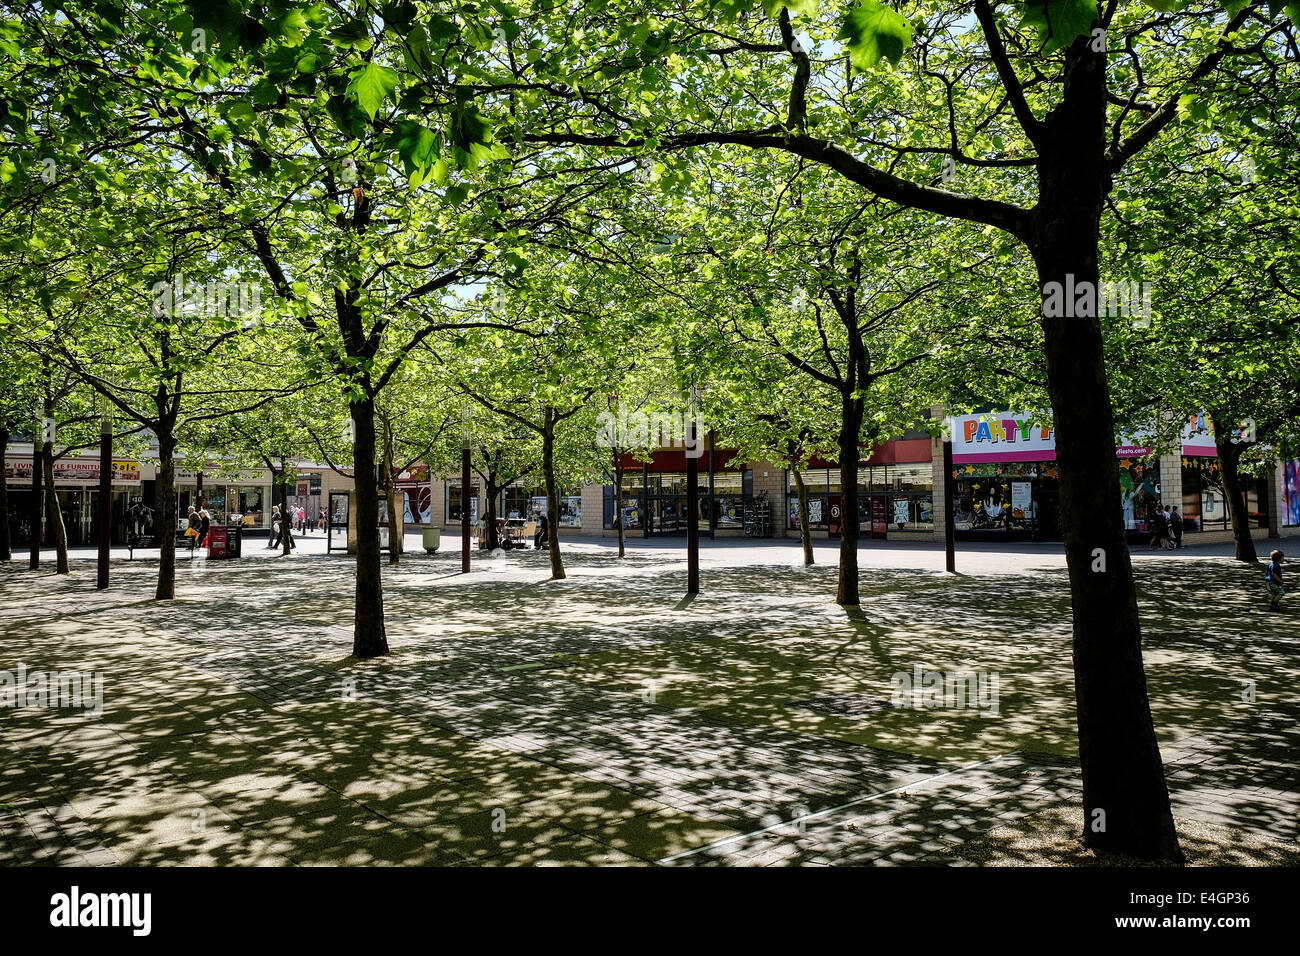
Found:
2,535 -> 1297,866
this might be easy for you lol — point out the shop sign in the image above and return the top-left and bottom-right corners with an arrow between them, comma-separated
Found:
3,457 -> 141,484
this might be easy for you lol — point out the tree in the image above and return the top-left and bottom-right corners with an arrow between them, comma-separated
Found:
482,0 -> 1300,861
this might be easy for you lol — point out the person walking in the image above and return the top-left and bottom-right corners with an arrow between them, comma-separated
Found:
1148,505 -> 1168,549
1265,550 -> 1285,611
534,511 -> 549,550
267,505 -> 282,548
1169,507 -> 1184,548
197,507 -> 212,548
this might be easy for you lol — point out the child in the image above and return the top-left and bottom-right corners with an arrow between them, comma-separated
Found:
1265,549 -> 1285,611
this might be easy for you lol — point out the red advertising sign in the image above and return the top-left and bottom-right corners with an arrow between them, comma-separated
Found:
207,526 -> 229,559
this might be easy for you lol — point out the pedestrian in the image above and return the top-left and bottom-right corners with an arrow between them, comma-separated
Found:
1169,507 -> 1184,548
318,507 -> 327,532
185,506 -> 202,547
534,511 -> 549,550
198,507 -> 212,548
1265,550 -> 1285,611
268,506 -> 282,548
281,507 -> 296,550
1148,505 -> 1168,549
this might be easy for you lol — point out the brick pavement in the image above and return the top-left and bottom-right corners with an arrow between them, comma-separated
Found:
2,538 -> 1296,865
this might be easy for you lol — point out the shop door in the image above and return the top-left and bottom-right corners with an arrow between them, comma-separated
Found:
870,495 -> 888,539
828,495 -> 842,539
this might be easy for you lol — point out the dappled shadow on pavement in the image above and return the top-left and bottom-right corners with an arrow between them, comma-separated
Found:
1,541 -> 1296,865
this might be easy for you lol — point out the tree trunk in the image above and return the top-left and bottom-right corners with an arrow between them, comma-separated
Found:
793,467 -> 813,566
1213,424 -> 1257,563
41,441 -> 70,574
542,413 -> 565,579
0,426 -> 12,562
382,419 -> 402,566
1029,36 -> 1181,861
155,428 -> 177,600
484,475 -> 500,550
351,395 -> 389,657
836,396 -> 863,605
279,461 -> 293,556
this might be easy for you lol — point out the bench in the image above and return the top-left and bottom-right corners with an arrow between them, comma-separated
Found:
126,531 -> 197,561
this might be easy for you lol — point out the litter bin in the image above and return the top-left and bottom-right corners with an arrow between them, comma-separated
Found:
422,526 -> 441,554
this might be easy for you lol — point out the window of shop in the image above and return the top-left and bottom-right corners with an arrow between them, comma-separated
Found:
1118,459 -> 1161,531
951,463 -> 1052,533
1284,460 -> 1300,527
1182,457 -> 1267,531
604,470 -> 728,534
529,493 -> 582,527
232,486 -> 269,527
446,481 -> 479,524
885,463 -> 934,531
604,473 -> 646,530
500,486 -> 530,520
787,466 -> 914,531
712,472 -> 745,533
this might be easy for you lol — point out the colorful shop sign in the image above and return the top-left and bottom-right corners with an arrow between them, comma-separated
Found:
952,410 -> 1218,463
3,457 -> 141,484
950,412 -> 1057,463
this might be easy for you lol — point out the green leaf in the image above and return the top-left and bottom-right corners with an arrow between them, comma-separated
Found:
1018,0 -> 1099,54
347,63 -> 398,120
1287,2 -> 1300,26
762,0 -> 819,15
837,1 -> 912,70
278,9 -> 309,46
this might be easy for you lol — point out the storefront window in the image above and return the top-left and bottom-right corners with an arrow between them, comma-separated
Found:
952,464 -> 1049,533
1284,461 -> 1300,527
527,493 -> 582,527
233,486 -> 269,527
446,482 -> 479,524
502,486 -> 531,520
712,473 -> 744,532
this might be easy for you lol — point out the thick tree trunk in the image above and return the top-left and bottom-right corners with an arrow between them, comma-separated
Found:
484,476 -> 500,550
155,429 -> 177,600
793,467 -> 813,566
836,398 -> 863,605
0,426 -> 11,561
1213,426 -> 1257,563
1030,36 -> 1180,861
542,415 -> 565,579
351,395 -> 389,657
279,463 -> 293,556
41,441 -> 70,574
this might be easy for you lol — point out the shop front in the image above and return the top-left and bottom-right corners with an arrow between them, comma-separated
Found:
3,453 -> 145,546
176,468 -> 274,531
785,434 -> 935,540
602,446 -> 746,537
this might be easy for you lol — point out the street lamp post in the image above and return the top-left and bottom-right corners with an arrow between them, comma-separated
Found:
461,406 -> 472,574
29,409 -> 46,571
97,396 -> 113,589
